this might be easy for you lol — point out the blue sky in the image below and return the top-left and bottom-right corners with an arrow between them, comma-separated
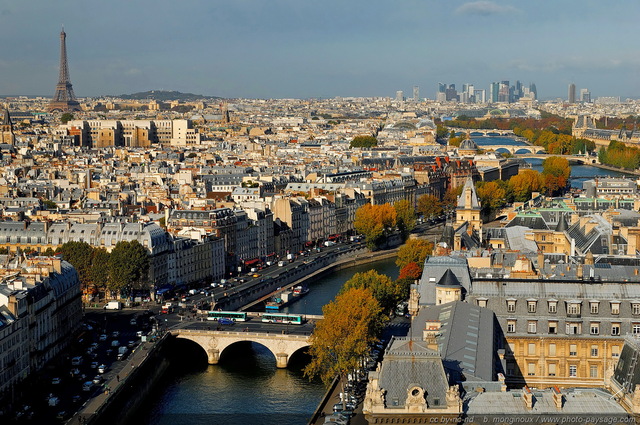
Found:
0,0 -> 638,100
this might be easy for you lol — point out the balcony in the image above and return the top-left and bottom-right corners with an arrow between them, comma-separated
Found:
567,313 -> 581,319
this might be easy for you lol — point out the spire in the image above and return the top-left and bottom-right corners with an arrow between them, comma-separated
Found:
555,215 -> 569,232
48,27 -> 81,112
1,108 -> 12,126
456,177 -> 480,210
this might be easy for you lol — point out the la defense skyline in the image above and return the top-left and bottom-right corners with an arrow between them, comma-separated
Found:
18,29 -> 631,103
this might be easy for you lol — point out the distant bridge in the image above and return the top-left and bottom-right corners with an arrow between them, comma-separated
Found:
449,128 -> 515,137
171,327 -> 313,368
513,153 -> 598,165
480,145 -> 546,155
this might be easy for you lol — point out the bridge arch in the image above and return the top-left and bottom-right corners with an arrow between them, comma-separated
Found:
172,329 -> 311,369
514,148 -> 533,154
494,147 -> 511,154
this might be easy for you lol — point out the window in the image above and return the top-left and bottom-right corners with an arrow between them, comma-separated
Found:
528,343 -> 536,355
566,322 -> 581,335
528,363 -> 536,376
567,303 -> 581,315
570,344 -> 578,356
507,321 -> 516,333
613,346 -> 620,358
549,321 -> 558,334
477,299 -> 487,308
591,345 -> 599,357
569,365 -> 577,377
507,300 -> 516,313
549,343 -> 557,356
528,301 -> 537,313
548,301 -> 557,314
548,363 -> 557,376
528,321 -> 537,334
590,323 -> 600,335
633,324 -> 640,335
590,365 -> 598,378
612,323 -> 621,336
633,303 -> 640,316
590,302 -> 599,314
611,303 -> 620,315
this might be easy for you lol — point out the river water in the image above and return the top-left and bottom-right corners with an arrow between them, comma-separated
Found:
141,258 -> 399,425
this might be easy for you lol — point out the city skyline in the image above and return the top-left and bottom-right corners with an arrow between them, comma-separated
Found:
0,1 -> 639,100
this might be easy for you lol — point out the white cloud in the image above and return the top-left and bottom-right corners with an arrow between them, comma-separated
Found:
455,1 -> 519,16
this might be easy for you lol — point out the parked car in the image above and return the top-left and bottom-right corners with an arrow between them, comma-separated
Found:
51,377 -> 61,385
98,364 -> 107,374
82,382 -> 93,392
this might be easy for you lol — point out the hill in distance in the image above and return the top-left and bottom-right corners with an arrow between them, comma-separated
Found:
116,90 -> 221,101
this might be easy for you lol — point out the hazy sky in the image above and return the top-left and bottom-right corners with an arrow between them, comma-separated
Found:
1,0 -> 638,100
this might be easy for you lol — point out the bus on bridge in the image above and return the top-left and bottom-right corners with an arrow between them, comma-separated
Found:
207,311 -> 248,322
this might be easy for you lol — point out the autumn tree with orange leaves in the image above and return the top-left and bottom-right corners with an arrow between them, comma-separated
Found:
354,203 -> 397,250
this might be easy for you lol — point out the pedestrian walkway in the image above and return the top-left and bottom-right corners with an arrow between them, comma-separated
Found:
309,376 -> 367,425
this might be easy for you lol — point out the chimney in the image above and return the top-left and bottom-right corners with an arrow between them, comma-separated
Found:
423,320 -> 441,351
552,386 -> 563,410
522,386 -> 534,409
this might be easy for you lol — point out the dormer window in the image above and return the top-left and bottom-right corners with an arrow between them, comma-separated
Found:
527,300 -> 537,313
507,299 -> 517,313
548,300 -> 557,314
611,302 -> 621,315
590,301 -> 599,314
567,301 -> 581,317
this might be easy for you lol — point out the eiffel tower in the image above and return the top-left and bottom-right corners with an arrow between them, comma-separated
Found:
48,27 -> 81,112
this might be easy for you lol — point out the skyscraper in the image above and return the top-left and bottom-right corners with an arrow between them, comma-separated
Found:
413,86 -> 419,102
395,91 -> 404,102
48,27 -> 81,112
529,83 -> 537,100
580,88 -> 591,103
489,82 -> 499,103
568,83 -> 576,104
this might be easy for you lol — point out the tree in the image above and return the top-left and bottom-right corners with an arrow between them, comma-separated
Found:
476,181 -> 507,214
443,186 -> 463,214
42,199 -> 58,210
108,240 -> 149,297
396,239 -> 433,271
349,135 -> 378,148
398,262 -> 422,280
59,241 -> 94,293
393,200 -> 416,240
304,287 -> 384,385
60,112 -> 74,124
508,169 -> 546,202
89,248 -> 110,296
354,203 -> 397,250
341,270 -> 402,314
416,194 -> 443,219
542,156 -> 571,196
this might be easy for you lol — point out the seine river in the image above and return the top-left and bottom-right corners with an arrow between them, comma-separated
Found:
139,258 -> 399,425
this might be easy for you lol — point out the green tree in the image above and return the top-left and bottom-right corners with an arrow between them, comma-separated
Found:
416,194 -> 443,219
89,248 -> 110,295
341,270 -> 402,314
108,240 -> 149,297
304,287 -> 384,385
354,203 -> 397,250
42,247 -> 56,256
42,199 -> 58,210
396,239 -> 432,271
59,241 -> 94,293
60,112 -> 74,124
349,135 -> 378,148
393,200 -> 416,240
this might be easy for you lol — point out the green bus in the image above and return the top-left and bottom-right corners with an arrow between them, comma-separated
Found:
207,311 -> 248,322
262,313 -> 303,325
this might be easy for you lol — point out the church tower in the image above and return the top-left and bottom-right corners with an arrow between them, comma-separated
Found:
454,177 -> 482,233
1,107 -> 15,145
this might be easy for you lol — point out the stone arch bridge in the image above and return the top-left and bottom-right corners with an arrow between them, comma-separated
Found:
171,328 -> 311,368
